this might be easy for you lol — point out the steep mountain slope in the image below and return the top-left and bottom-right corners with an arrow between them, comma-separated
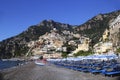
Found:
0,10 -> 120,59
109,14 -> 120,47
0,20 -> 73,58
74,10 -> 120,44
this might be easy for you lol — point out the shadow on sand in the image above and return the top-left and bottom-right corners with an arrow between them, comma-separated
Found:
0,72 -> 4,80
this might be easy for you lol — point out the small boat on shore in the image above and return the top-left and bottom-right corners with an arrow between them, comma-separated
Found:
35,60 -> 45,66
35,59 -> 47,66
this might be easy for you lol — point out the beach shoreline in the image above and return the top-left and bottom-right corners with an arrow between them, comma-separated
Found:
0,61 -> 120,80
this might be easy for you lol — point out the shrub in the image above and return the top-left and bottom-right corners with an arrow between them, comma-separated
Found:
74,50 -> 93,57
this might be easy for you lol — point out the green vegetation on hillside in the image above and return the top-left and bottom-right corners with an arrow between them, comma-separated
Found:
0,10 -> 120,59
116,48 -> 120,53
75,10 -> 120,45
73,50 -> 93,57
19,25 -> 51,41
61,52 -> 68,58
77,19 -> 109,45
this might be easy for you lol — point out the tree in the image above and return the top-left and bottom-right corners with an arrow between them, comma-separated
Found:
73,50 -> 93,57
116,48 -> 120,53
61,52 -> 68,58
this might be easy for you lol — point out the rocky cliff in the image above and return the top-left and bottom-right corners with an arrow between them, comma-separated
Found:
0,20 -> 73,58
74,10 -> 120,44
0,10 -> 120,58
109,14 -> 120,48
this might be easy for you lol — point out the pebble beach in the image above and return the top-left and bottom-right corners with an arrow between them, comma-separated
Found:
0,61 -> 120,80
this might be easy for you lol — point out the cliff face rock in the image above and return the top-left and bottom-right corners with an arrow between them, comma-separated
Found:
74,10 -> 120,44
0,20 -> 73,58
0,10 -> 120,58
0,36 -> 29,58
38,20 -> 73,32
109,15 -> 120,48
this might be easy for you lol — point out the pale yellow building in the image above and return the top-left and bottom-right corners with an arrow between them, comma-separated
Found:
102,29 -> 109,41
73,37 -> 90,54
94,42 -> 113,54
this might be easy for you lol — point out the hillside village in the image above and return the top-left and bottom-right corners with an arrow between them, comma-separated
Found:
94,15 -> 120,54
27,14 -> 120,59
0,10 -> 120,59
27,28 -> 82,58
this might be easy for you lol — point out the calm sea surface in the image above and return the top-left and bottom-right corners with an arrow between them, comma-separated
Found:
0,60 -> 23,70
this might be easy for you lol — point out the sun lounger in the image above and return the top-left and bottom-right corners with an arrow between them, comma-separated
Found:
90,69 -> 102,73
101,71 -> 120,77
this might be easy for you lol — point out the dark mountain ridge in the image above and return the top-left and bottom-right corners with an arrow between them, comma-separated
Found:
0,20 -> 73,58
0,10 -> 120,58
74,10 -> 120,43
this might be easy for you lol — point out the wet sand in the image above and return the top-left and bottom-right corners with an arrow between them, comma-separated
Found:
0,62 -> 120,80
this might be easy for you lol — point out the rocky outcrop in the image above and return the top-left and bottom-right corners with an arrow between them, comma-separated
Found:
0,20 -> 73,58
109,15 -> 120,48
74,10 -> 120,44
0,10 -> 120,58
38,20 -> 73,32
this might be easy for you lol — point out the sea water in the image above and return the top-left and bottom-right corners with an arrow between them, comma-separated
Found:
0,60 -> 24,70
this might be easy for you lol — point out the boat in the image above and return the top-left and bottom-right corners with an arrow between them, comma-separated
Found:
35,59 -> 47,66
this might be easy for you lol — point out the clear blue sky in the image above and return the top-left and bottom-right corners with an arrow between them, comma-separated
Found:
0,0 -> 120,41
